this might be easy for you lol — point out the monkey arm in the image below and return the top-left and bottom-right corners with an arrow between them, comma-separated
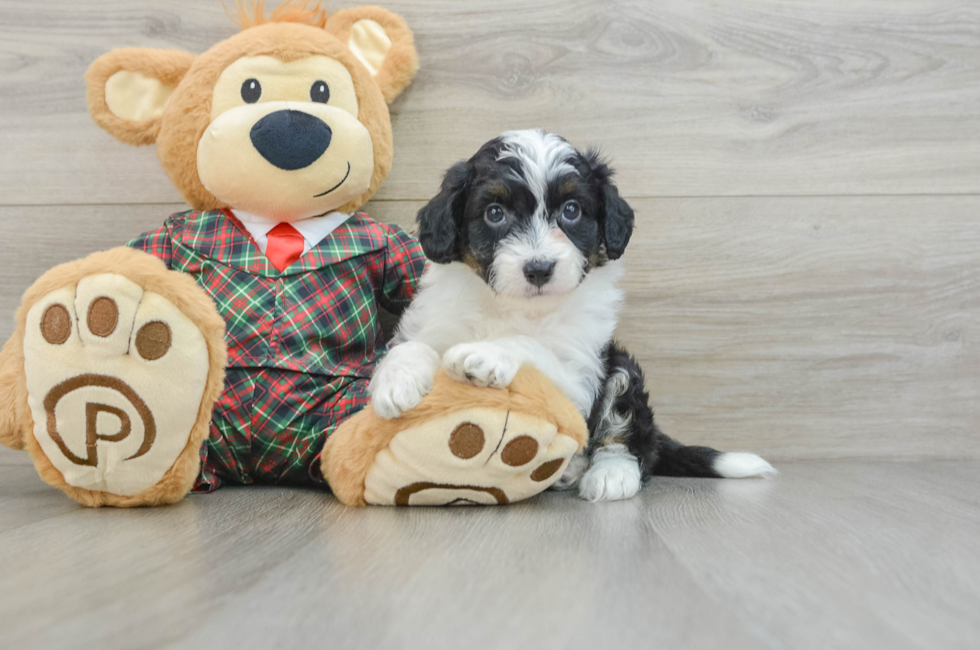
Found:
127,225 -> 174,268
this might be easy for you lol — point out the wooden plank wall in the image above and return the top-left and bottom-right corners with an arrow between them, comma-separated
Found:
0,0 -> 977,461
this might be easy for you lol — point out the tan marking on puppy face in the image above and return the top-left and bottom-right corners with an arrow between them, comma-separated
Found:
462,251 -> 483,274
549,227 -> 572,245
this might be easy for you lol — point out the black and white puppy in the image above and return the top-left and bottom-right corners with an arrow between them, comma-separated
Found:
370,129 -> 776,501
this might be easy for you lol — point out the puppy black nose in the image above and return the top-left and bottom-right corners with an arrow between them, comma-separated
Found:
523,259 -> 556,287
249,110 -> 331,170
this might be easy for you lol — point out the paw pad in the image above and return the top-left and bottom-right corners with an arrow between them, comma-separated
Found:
448,422 -> 485,459
87,296 -> 119,337
40,304 -> 72,345
22,274 -> 211,496
363,408 -> 580,506
135,321 -> 172,361
501,435 -> 538,466
530,458 -> 564,482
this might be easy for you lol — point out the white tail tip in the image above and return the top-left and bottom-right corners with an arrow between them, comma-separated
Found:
713,452 -> 778,479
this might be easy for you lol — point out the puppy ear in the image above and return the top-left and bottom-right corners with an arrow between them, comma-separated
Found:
586,149 -> 634,260
326,7 -> 419,103
417,162 -> 470,264
85,48 -> 195,146
602,183 -> 634,260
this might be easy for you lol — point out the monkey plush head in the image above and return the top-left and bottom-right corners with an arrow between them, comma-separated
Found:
85,1 -> 418,222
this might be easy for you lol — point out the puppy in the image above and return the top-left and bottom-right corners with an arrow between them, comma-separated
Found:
370,129 -> 775,502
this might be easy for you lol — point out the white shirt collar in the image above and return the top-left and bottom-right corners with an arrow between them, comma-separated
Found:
231,210 -> 352,256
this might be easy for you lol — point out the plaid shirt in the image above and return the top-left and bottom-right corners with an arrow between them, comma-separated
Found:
128,209 -> 426,378
127,209 -> 427,490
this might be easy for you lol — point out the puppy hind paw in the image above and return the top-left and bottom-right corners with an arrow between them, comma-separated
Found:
578,445 -> 642,502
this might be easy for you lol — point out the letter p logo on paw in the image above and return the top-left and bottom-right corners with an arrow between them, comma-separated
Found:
22,276 -> 211,497
43,374 -> 156,467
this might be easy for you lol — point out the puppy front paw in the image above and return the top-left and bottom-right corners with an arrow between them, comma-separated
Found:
443,342 -> 520,389
578,445 -> 642,502
370,343 -> 439,419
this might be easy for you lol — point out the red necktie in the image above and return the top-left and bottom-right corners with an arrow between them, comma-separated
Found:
265,223 -> 305,272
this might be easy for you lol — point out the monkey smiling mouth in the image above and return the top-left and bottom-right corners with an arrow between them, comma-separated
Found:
313,162 -> 351,198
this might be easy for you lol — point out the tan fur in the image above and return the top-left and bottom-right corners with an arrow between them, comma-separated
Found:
84,9 -> 418,215
10,248 -> 227,507
7,5 -> 422,505
86,49 -> 196,146
229,0 -> 328,29
326,7 -> 419,103
322,366 -> 588,507
0,330 -> 28,450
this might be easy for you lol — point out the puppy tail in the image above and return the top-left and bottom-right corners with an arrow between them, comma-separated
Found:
653,438 -> 777,479
594,343 -> 777,480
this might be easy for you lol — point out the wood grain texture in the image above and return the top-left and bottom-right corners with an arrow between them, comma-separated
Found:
1,461 -> 978,649
0,446 -> 30,466
638,460 -> 980,650
617,196 -> 980,461
2,197 -> 976,460
1,0 -> 980,204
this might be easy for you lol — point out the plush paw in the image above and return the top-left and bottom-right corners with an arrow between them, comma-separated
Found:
443,342 -> 520,389
364,406 -> 580,506
551,452 -> 589,491
369,342 -> 439,419
22,273 -> 211,497
578,444 -> 642,502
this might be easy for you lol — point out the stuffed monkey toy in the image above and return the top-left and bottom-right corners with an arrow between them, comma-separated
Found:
0,1 -> 585,507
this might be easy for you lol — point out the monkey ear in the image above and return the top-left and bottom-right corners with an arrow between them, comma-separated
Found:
326,7 -> 419,103
85,48 -> 195,146
416,162 -> 470,264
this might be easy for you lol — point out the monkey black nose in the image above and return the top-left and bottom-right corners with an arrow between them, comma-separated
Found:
523,259 -> 556,287
249,110 -> 331,170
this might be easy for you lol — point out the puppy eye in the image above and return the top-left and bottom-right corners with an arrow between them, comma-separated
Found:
484,204 -> 507,227
560,200 -> 581,225
310,80 -> 330,103
241,78 -> 262,104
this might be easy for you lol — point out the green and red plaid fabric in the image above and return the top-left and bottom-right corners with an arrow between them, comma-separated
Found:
128,209 -> 427,490
198,368 -> 369,490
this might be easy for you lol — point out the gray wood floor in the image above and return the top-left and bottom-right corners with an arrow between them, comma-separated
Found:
2,451 -> 978,650
2,2 -> 979,648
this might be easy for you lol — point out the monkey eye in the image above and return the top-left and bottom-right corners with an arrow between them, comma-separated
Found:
310,80 -> 330,103
484,204 -> 507,227
560,200 -> 581,225
241,78 -> 262,103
